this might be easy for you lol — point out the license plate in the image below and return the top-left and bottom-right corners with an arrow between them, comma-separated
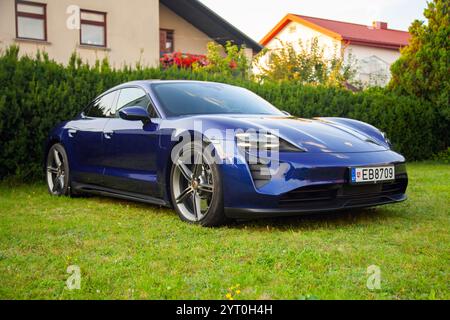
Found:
350,166 -> 395,184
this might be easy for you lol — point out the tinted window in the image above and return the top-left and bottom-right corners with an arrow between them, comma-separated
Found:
116,88 -> 150,111
85,91 -> 117,118
152,82 -> 284,117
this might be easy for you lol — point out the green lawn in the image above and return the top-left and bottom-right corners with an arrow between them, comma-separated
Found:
0,162 -> 448,300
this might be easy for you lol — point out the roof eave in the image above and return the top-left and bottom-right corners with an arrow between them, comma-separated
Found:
160,0 -> 262,52
344,38 -> 407,50
260,13 -> 343,46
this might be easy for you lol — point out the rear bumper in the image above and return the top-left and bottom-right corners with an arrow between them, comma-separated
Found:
225,193 -> 407,219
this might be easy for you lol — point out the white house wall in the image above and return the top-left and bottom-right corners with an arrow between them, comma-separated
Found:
346,44 -> 401,66
266,21 -> 342,57
254,21 -> 343,75
256,20 -> 403,87
346,44 -> 401,86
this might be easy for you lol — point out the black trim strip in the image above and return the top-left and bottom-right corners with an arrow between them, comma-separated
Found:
225,194 -> 407,219
72,182 -> 170,207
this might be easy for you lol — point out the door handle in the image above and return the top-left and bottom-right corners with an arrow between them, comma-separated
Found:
104,131 -> 114,139
68,129 -> 77,138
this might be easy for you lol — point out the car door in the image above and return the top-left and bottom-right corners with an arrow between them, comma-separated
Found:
102,87 -> 161,196
67,90 -> 118,186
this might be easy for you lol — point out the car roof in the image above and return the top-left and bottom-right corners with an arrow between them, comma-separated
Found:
99,80 -> 239,119
106,80 -> 234,93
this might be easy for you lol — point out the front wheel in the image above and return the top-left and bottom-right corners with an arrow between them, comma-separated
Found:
46,143 -> 70,196
170,142 -> 228,227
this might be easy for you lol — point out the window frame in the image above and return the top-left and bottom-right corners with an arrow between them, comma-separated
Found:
15,0 -> 47,42
83,90 -> 119,119
79,9 -> 107,48
160,29 -> 175,54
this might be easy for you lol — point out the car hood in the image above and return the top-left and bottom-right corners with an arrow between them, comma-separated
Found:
166,115 -> 389,153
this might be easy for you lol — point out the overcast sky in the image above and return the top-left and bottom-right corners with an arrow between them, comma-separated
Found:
198,0 -> 428,42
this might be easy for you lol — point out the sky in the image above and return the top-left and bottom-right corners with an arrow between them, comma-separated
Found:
198,0 -> 429,42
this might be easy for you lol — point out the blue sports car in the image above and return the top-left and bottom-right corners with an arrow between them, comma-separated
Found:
46,80 -> 408,226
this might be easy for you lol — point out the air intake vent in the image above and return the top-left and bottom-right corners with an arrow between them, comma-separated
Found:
249,163 -> 272,188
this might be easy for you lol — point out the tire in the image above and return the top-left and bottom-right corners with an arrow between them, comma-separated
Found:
46,143 -> 71,197
170,141 -> 228,227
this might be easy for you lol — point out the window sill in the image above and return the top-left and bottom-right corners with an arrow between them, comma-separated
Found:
14,38 -> 51,45
77,44 -> 111,51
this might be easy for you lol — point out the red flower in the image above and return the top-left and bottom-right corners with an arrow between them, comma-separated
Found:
160,52 -> 208,69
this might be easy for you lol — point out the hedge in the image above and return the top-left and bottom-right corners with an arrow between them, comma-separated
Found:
0,46 -> 446,180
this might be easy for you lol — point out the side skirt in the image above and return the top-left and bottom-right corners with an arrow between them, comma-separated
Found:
71,182 -> 171,208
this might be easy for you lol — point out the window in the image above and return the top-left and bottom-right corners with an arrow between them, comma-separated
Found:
160,29 -> 174,54
80,10 -> 107,47
15,1 -> 47,41
152,83 -> 284,117
116,88 -> 151,112
84,91 -> 117,118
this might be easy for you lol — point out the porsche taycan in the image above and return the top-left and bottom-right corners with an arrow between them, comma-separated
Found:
46,81 -> 408,226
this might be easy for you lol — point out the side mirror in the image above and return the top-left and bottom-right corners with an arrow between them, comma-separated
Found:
119,106 -> 150,123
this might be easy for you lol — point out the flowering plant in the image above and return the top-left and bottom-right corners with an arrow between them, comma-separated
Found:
160,52 -> 207,69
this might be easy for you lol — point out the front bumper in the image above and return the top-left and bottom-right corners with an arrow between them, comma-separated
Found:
225,192 -> 407,219
220,150 -> 408,218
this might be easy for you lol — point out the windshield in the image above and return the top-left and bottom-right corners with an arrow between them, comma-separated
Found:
152,82 -> 284,117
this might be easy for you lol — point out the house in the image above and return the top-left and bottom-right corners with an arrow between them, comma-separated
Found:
258,14 -> 411,86
0,0 -> 262,67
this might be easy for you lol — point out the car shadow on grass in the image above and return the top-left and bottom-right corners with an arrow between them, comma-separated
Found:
75,193 -> 402,231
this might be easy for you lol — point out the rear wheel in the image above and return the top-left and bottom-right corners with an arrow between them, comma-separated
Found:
46,143 -> 70,196
170,142 -> 228,227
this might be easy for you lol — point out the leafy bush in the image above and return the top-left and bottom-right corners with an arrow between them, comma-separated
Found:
252,38 -> 357,87
433,148 -> 450,163
160,41 -> 250,79
0,46 -> 444,180
196,41 -> 250,78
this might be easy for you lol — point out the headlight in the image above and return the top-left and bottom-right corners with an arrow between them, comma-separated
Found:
236,132 -> 303,152
381,132 -> 392,147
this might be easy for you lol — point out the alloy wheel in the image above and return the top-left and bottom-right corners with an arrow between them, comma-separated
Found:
172,150 -> 215,222
47,148 -> 66,195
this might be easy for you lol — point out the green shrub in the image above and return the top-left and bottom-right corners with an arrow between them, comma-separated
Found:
0,46 -> 444,180
433,148 -> 450,163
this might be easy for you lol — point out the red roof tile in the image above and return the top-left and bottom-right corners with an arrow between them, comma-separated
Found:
261,14 -> 411,50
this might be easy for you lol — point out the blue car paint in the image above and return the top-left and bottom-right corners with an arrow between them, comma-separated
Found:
46,80 -> 407,217
219,150 -> 405,209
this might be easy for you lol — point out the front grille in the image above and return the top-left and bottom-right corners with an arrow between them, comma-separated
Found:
280,185 -> 338,205
279,178 -> 408,208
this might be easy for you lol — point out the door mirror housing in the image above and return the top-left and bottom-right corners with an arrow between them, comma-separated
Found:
119,106 -> 151,123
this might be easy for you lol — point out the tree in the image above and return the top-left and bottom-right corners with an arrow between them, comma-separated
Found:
252,38 -> 357,87
389,0 -> 449,149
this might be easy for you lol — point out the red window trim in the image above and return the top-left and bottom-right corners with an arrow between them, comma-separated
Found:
80,9 -> 107,48
15,0 -> 47,42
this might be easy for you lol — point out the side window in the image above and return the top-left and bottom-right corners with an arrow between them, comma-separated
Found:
85,91 -> 117,118
116,88 -> 151,112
